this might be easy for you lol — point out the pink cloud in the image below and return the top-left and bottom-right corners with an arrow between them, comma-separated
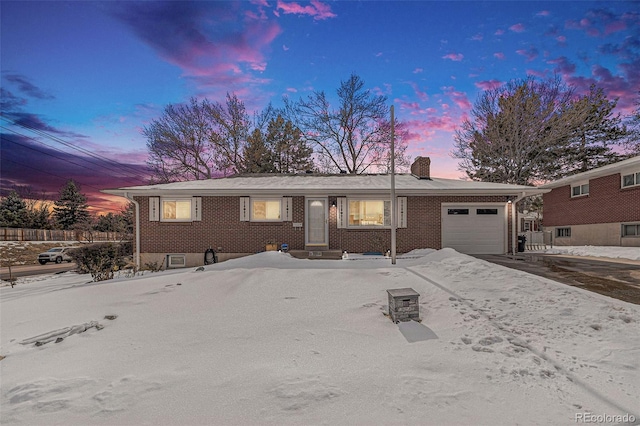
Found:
413,68 -> 423,74
516,46 -> 539,62
556,35 -> 566,44
494,29 -> 505,36
276,0 -> 336,20
536,10 -> 550,17
526,69 -> 548,78
605,20 -> 627,35
442,86 -> 472,111
493,52 -> 505,60
471,33 -> 483,41
442,53 -> 464,62
475,80 -> 503,91
509,23 -> 525,32
409,82 -> 429,102
547,56 -> 576,77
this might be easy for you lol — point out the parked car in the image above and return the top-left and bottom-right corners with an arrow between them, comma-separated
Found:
37,247 -> 75,265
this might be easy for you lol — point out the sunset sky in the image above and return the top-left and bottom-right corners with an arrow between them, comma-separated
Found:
1,1 -> 639,213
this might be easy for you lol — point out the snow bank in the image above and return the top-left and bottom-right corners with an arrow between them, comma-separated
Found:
1,249 -> 638,425
541,245 -> 640,261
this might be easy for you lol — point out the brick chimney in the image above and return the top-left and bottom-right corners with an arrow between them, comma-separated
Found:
410,156 -> 431,179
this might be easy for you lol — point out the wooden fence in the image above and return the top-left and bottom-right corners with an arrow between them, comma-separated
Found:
1,227 -> 124,242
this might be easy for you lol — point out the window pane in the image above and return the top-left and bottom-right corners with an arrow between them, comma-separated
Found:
448,209 -> 469,215
572,186 -> 581,196
162,200 -> 191,220
623,174 -> 634,187
477,208 -> 498,215
623,225 -> 638,236
252,200 -> 281,220
636,172 -> 640,185
349,200 -> 385,226
581,184 -> 589,194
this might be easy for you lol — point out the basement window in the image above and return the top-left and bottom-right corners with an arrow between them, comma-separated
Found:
556,228 -> 571,238
167,254 -> 186,268
622,224 -> 640,237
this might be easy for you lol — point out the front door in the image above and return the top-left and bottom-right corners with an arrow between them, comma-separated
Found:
305,197 -> 328,247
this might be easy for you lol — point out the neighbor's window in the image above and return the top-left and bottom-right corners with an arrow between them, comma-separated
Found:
162,199 -> 192,221
556,227 -> 571,238
571,183 -> 589,197
622,171 -> 640,188
348,200 -> 390,227
622,224 -> 640,237
251,199 -> 281,221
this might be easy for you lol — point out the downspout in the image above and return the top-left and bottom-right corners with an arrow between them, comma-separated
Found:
124,192 -> 140,269
511,191 -> 526,255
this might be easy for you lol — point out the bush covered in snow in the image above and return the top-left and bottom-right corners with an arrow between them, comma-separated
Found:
68,242 -> 132,281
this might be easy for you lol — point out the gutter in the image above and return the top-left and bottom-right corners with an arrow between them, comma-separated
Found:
123,192 -> 140,269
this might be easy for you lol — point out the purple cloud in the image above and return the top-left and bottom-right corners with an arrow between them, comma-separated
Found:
276,0 -> 336,20
547,56 -> 576,77
493,52 -> 505,60
516,46 -> 539,62
442,53 -> 464,62
108,2 -> 282,96
509,23 -> 525,33
536,10 -> 550,17
3,74 -> 54,100
475,80 -> 503,91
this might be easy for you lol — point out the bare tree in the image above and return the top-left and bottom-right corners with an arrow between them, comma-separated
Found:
144,94 -> 254,183
453,77 -> 624,185
287,74 -> 408,174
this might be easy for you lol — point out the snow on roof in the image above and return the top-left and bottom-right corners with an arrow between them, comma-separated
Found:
539,155 -> 640,189
103,173 -> 546,197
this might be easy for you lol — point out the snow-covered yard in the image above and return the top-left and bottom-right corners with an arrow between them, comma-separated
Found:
1,249 -> 638,425
540,245 -> 640,261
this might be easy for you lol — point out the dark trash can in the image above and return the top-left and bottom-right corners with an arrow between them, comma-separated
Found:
204,248 -> 217,264
517,235 -> 526,252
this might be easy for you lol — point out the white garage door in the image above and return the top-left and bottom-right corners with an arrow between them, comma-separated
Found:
441,204 -> 506,254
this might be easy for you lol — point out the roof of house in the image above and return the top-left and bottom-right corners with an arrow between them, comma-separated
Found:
103,173 -> 547,198
539,155 -> 640,190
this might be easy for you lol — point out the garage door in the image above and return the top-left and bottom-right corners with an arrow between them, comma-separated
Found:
441,205 -> 506,254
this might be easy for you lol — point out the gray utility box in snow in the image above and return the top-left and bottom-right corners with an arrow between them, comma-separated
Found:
387,288 -> 420,323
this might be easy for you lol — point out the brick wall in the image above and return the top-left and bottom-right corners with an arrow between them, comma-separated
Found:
136,194 -> 513,256
543,174 -> 640,226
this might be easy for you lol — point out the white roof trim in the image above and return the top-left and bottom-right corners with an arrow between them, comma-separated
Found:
539,156 -> 640,189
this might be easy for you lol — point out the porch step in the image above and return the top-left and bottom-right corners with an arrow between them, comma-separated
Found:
289,250 -> 343,260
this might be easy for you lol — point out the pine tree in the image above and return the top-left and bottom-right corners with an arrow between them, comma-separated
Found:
53,180 -> 90,230
266,115 -> 314,173
242,128 -> 274,173
0,190 -> 28,228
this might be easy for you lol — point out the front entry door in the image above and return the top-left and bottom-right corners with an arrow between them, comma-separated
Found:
305,197 -> 328,247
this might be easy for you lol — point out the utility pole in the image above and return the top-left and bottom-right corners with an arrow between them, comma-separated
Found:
390,105 -> 397,265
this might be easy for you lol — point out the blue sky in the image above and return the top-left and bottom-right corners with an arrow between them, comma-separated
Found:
1,1 -> 639,212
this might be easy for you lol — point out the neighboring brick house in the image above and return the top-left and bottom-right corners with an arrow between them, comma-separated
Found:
540,155 -> 640,247
103,157 -> 544,268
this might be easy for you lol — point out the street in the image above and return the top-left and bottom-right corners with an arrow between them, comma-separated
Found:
0,262 -> 77,282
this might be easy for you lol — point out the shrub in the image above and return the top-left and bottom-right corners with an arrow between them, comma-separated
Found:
69,242 -> 133,282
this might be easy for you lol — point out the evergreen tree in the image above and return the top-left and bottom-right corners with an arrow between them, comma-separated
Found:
0,190 -> 28,228
266,115 -> 314,173
53,180 -> 90,230
242,128 -> 274,173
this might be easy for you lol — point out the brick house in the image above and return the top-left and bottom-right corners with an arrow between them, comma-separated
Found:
103,157 -> 544,268
540,155 -> 640,247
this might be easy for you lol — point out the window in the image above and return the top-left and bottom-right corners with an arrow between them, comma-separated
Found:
348,200 -> 391,227
477,208 -> 498,215
448,209 -> 469,215
167,254 -> 186,268
571,183 -> 589,197
622,171 -> 640,188
622,224 -> 640,237
556,227 -> 571,238
162,199 -> 192,221
251,199 -> 281,221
